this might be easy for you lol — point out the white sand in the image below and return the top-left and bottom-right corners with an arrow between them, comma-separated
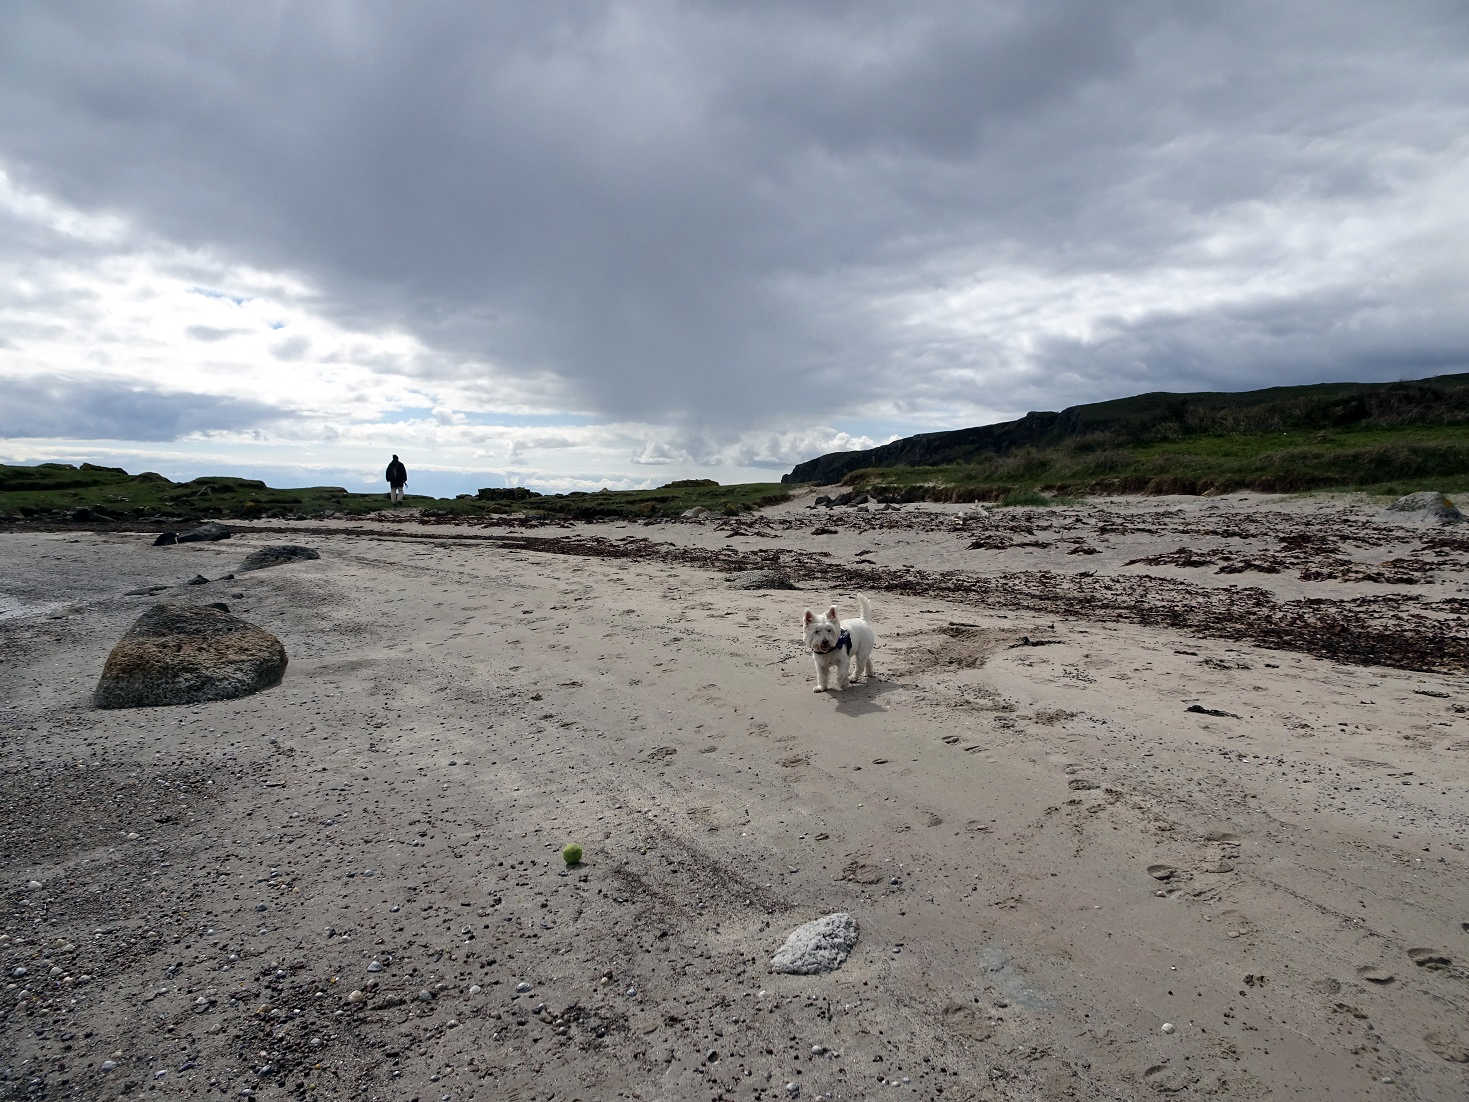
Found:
2,492 -> 1467,1099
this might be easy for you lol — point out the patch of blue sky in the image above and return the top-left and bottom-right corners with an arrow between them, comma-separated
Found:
188,286 -> 248,306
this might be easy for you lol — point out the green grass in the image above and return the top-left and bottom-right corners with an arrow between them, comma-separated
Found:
0,463 -> 790,524
840,424 -> 1469,502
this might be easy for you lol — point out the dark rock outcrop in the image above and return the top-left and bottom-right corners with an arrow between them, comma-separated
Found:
177,522 -> 232,543
152,531 -> 178,546
94,604 -> 287,709
239,545 -> 321,572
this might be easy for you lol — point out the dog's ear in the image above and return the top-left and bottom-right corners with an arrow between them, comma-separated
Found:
825,606 -> 838,621
803,608 -> 815,625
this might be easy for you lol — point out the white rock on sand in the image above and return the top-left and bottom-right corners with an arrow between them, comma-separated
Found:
769,912 -> 859,974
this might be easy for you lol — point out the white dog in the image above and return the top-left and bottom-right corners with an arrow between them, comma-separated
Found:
803,595 -> 877,692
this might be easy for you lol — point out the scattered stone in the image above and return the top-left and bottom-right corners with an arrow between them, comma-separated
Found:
728,569 -> 797,591
515,981 -> 532,993
1186,704 -> 1240,719
347,990 -> 365,1003
367,960 -> 383,972
176,522 -> 232,543
185,574 -> 209,586
811,527 -> 838,535
94,603 -> 288,709
1386,491 -> 1462,524
1160,1022 -> 1176,1034
770,912 -> 859,974
239,545 -> 321,572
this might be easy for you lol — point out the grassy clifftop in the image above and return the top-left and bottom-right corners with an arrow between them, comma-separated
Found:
784,373 -> 1469,491
0,463 -> 788,525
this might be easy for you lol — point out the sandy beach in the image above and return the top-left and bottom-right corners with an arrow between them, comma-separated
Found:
3,490 -> 1467,1101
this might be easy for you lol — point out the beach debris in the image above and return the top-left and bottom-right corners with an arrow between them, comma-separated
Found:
562,843 -> 583,867
770,912 -> 859,974
94,603 -> 287,709
239,544 -> 321,572
176,522 -> 232,543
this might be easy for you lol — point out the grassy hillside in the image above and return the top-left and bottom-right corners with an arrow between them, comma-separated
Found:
784,373 -> 1469,486
0,464 -> 788,526
840,424 -> 1469,501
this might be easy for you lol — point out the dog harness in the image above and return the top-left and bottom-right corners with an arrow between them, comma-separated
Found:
835,630 -> 852,654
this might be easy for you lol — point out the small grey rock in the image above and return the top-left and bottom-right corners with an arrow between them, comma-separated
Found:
770,912 -> 859,974
728,569 -> 797,591
185,574 -> 209,586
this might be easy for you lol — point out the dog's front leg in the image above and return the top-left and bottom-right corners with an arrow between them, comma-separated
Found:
812,656 -> 829,692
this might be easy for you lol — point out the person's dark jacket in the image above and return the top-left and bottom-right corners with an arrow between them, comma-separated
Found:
385,459 -> 407,487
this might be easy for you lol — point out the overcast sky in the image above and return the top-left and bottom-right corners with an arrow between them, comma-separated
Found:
3,2 -> 1467,495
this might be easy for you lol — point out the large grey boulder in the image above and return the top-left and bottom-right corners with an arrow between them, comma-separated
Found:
176,522 -> 232,543
1386,491 -> 1462,524
94,604 -> 287,709
769,912 -> 859,974
239,545 -> 320,572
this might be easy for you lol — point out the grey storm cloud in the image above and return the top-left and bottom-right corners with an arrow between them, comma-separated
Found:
1,377 -> 293,441
3,1 -> 1467,429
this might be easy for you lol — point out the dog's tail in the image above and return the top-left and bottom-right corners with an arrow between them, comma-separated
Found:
857,593 -> 873,624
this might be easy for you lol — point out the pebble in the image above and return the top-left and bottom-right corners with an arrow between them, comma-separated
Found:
786,1082 -> 800,1096
468,984 -> 482,995
347,990 -> 365,1003
516,981 -> 532,993
26,880 -> 41,890
100,1060 -> 117,1072
367,960 -> 383,973
1160,1022 -> 1176,1034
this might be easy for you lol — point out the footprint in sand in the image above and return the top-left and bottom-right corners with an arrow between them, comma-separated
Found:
941,735 -> 962,745
1067,778 -> 1100,791
1425,1031 -> 1469,1063
924,811 -> 945,828
940,1002 -> 993,1042
1142,1064 -> 1195,1094
1407,947 -> 1452,971
778,753 -> 810,768
840,860 -> 885,885
1356,965 -> 1396,985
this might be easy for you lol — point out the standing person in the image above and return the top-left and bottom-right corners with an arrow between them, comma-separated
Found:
385,454 -> 407,504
